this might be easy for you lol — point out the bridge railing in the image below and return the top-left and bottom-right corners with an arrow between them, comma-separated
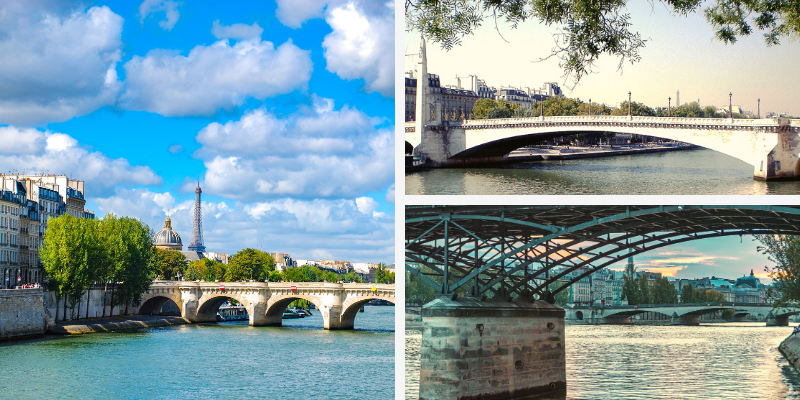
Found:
458,115 -> 785,128
571,302 -> 776,309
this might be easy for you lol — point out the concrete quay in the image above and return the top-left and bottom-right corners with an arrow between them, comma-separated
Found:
48,315 -> 190,335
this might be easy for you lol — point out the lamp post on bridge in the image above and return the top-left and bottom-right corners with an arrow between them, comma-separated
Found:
668,97 -> 671,117
729,92 -> 733,119
589,98 -> 592,116
628,91 -> 632,118
758,98 -> 761,119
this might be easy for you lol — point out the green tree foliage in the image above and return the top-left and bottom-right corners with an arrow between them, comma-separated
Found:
549,281 -> 570,307
224,248 -> 275,281
650,276 -> 678,304
154,248 -> 187,280
375,263 -> 396,284
754,234 -> 800,308
268,270 -> 282,282
184,258 -> 226,282
611,101 -> 657,117
406,0 -> 799,83
722,309 -> 736,321
41,215 -> 106,312
99,215 -> 157,310
472,98 -> 498,119
672,102 -> 707,118
621,262 -> 643,305
406,270 -> 437,305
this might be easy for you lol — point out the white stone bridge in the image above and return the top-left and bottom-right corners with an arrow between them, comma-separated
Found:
136,281 -> 395,330
405,116 -> 800,180
565,303 -> 800,326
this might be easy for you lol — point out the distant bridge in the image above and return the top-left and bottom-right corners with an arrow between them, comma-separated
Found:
405,115 -> 800,180
137,281 -> 395,330
566,303 -> 800,326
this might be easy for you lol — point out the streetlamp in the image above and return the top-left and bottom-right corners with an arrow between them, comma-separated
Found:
668,97 -> 671,117
758,98 -> 761,119
729,92 -> 732,119
628,91 -> 632,117
589,98 -> 592,116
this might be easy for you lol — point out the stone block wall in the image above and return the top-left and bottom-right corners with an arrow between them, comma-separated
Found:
45,284 -> 144,326
419,297 -> 566,400
0,289 -> 45,340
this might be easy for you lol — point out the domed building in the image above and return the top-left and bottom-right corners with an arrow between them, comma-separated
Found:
153,215 -> 183,251
735,269 -> 761,289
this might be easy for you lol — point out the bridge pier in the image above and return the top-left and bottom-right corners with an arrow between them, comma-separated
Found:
671,314 -> 700,326
419,297 -> 565,400
767,312 -> 790,326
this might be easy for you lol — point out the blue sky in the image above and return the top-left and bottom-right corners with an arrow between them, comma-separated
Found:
0,0 -> 395,263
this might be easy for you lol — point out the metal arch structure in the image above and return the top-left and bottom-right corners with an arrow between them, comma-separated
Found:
405,205 -> 800,300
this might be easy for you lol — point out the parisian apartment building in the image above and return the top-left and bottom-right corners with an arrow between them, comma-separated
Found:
0,174 -> 94,288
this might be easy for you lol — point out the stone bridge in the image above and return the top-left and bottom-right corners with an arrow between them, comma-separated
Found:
566,303 -> 800,326
405,116 -> 800,180
407,38 -> 800,180
136,281 -> 395,330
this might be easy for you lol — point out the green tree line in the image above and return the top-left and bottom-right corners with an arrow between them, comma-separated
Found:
472,97 -> 758,121
41,214 -> 157,320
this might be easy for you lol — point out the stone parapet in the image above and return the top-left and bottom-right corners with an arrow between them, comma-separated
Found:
419,297 -> 566,400
780,334 -> 800,372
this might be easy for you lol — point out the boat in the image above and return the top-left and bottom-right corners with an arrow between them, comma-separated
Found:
282,309 -> 305,319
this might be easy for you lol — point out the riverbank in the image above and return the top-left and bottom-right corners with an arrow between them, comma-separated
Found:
48,315 -> 190,335
780,334 -> 800,373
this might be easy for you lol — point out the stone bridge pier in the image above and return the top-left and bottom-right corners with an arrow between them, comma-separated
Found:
419,297 -> 566,400
137,281 -> 395,330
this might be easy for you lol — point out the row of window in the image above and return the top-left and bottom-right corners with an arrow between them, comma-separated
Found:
0,249 -> 18,263
0,204 -> 19,215
0,216 -> 17,229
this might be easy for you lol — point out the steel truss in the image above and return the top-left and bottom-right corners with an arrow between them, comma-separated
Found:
405,205 -> 800,299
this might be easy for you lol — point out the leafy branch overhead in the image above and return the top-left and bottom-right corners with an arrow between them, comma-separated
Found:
405,0 -> 800,83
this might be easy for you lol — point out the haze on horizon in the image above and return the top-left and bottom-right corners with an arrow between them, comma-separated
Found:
405,1 -> 800,116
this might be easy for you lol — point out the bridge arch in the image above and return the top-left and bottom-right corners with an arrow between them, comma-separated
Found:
192,286 -> 269,326
138,285 -> 183,316
264,292 -> 328,327
406,117 -> 800,179
338,288 -> 395,330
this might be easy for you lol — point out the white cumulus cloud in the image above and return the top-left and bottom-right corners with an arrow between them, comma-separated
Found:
0,126 -> 161,197
355,196 -> 379,215
139,0 -> 180,31
121,39 -> 312,116
322,2 -> 394,96
212,20 -> 263,40
192,99 -> 393,200
0,3 -> 123,125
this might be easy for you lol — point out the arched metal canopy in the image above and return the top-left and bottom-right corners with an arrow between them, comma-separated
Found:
405,205 -> 800,298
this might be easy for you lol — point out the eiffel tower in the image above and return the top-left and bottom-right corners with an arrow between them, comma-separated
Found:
187,182 -> 205,252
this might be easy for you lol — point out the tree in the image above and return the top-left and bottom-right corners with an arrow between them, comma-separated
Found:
681,284 -> 697,303
549,281 -> 570,307
154,248 -> 187,280
100,216 -> 157,313
185,258 -> 226,282
621,261 -> 642,305
755,234 -> 800,308
224,248 -> 275,281
673,102 -> 707,118
268,270 -> 282,282
406,269 -> 436,305
406,0 -> 799,83
472,98 -> 498,119
651,276 -> 678,304
611,101 -> 657,117
41,214 -> 106,319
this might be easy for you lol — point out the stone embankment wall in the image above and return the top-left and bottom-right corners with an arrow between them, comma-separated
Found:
0,289 -> 46,340
44,284 -> 165,327
780,334 -> 800,372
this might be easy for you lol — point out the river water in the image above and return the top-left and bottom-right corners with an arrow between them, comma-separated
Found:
406,148 -> 800,195
406,323 -> 800,399
0,306 -> 394,399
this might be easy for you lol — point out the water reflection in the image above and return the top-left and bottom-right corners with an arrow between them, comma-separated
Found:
406,149 -> 800,195
405,323 -> 800,399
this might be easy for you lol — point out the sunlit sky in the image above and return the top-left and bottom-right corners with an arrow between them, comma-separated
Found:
606,235 -> 774,282
405,2 -> 800,116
